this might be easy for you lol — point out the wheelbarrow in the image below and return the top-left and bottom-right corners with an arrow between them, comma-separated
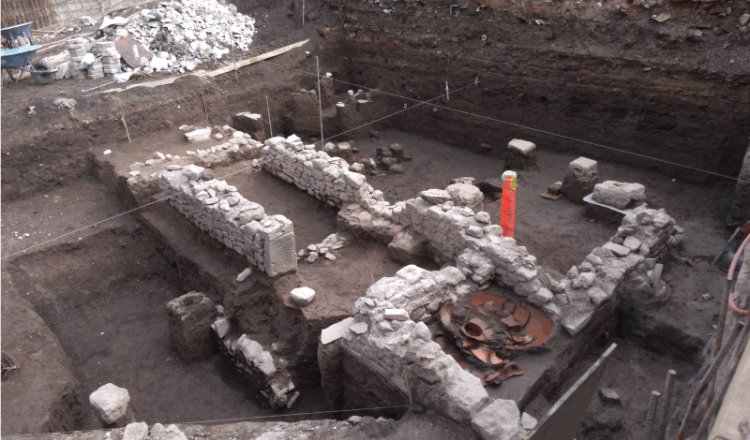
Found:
1,22 -> 57,84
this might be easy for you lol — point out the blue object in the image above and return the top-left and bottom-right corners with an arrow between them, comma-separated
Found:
1,22 -> 33,41
1,44 -> 41,69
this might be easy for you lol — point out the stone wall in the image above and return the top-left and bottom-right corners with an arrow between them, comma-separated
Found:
554,205 -> 683,335
220,333 -> 299,409
158,165 -> 297,277
127,130 -> 263,203
263,135 -> 400,241
318,265 -> 529,439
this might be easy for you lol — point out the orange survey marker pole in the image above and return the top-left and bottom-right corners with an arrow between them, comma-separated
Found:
501,170 -> 517,237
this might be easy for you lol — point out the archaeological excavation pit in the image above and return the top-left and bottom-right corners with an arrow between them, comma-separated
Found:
2,1 -> 749,439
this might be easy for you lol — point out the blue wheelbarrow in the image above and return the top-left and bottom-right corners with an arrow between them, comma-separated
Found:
1,22 -> 57,84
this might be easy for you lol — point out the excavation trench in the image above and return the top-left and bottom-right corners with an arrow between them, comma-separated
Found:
1,2 -> 742,436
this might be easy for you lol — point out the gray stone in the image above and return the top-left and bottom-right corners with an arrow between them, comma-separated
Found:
181,164 -> 205,180
349,322 -> 369,335
599,387 -> 621,405
562,157 -> 599,202
466,225 -> 484,238
236,267 -> 253,282
320,317 -> 354,345
185,127 -> 212,142
446,183 -> 484,211
741,13 -> 750,26
471,398 -> 522,440
420,189 -> 452,205
623,236 -> 642,251
592,180 -> 646,209
388,230 -> 427,264
211,317 -> 230,339
507,138 -> 536,155
290,287 -> 316,306
548,181 -> 563,195
307,251 -> 319,263
475,211 -> 491,224
603,242 -> 631,257
166,292 -> 216,361
89,383 -> 130,425
149,423 -> 188,440
123,422 -> 149,440
384,308 -> 410,321
521,413 -> 538,431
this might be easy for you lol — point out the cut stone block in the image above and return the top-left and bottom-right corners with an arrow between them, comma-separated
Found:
123,422 -> 148,440
320,317 -> 354,345
166,292 -> 217,361
562,157 -> 599,202
184,127 -> 212,143
290,287 -> 316,307
384,308 -> 410,321
592,180 -> 646,209
505,139 -> 538,170
471,398 -> 522,440
603,241 -> 631,257
89,383 -> 130,425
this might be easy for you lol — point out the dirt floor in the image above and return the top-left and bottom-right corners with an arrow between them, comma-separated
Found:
2,221 -> 328,433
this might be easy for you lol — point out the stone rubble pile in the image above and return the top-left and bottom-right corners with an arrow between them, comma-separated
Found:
298,233 -> 347,263
158,165 -> 297,277
125,0 -> 256,73
318,264 -> 532,440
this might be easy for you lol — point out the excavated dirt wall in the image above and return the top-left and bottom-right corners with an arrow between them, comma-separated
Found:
325,0 -> 750,180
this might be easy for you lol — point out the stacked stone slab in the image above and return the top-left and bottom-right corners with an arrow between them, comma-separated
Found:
65,37 -> 88,79
87,59 -> 104,79
220,334 -> 299,409
318,265 -> 527,439
95,41 -> 122,75
158,165 -> 296,277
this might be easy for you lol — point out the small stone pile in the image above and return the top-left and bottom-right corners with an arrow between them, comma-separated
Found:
125,0 -> 256,73
376,142 -> 410,174
298,233 -> 347,263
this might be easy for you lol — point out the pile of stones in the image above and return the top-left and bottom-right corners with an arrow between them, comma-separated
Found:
376,142 -> 410,174
125,0 -> 256,73
298,233 -> 347,263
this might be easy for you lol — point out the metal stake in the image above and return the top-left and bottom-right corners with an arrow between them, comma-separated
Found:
645,390 -> 662,440
315,55 -> 324,148
265,95 -> 273,137
656,369 -> 677,440
120,114 -> 131,143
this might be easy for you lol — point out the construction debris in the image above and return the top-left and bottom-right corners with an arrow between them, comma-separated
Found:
125,0 -> 256,73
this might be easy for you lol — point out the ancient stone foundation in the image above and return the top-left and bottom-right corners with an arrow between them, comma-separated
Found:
158,165 -> 297,276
